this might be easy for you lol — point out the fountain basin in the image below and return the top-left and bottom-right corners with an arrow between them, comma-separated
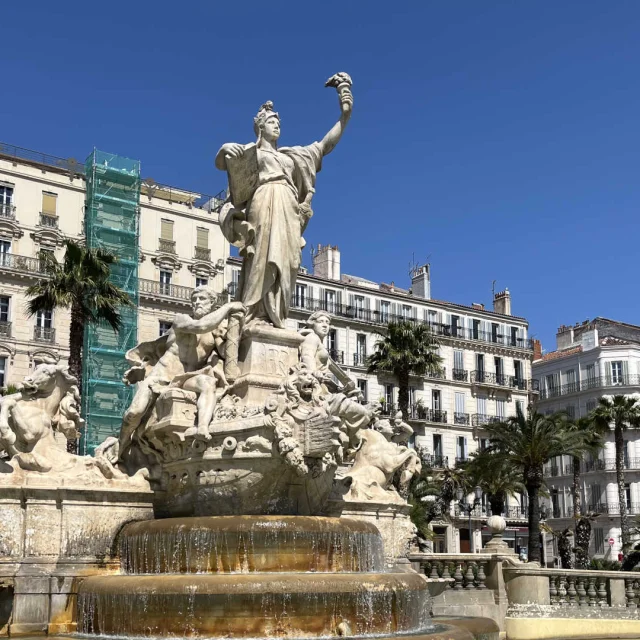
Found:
118,515 -> 384,574
77,571 -> 432,638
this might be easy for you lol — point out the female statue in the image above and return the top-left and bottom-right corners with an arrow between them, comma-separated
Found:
216,73 -> 353,328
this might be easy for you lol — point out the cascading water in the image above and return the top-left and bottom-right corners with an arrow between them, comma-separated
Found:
76,516 -> 453,639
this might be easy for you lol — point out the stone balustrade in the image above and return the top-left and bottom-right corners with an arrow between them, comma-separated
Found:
411,553 -> 492,590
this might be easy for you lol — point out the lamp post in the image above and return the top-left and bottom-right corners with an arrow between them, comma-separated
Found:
457,486 -> 483,553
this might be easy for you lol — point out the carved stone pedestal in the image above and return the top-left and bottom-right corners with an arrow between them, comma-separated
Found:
232,325 -> 304,405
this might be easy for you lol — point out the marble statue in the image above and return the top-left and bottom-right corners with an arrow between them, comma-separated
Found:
119,286 -> 245,456
0,363 -> 147,487
216,73 -> 353,329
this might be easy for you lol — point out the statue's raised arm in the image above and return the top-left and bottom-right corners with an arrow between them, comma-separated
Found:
216,73 -> 354,329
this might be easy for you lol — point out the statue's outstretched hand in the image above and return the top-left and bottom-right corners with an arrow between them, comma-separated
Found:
222,143 -> 245,159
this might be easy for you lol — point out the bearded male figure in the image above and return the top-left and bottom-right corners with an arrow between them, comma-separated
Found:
118,286 -> 245,456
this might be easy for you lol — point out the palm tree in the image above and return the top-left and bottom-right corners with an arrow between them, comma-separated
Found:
465,449 -> 525,517
485,408 -> 589,563
367,321 -> 442,421
565,416 -> 606,568
26,240 -> 133,395
591,395 -> 640,554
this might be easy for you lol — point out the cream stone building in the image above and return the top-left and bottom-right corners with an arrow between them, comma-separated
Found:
533,318 -> 640,562
0,142 -> 227,394
228,245 -> 539,553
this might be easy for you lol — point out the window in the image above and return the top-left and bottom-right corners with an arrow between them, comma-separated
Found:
160,270 -> 172,294
0,356 -> 6,387
327,328 -> 337,353
325,289 -> 336,313
585,363 -> 596,386
354,295 -> 365,319
195,277 -> 208,288
496,399 -> 505,419
456,436 -> 467,461
625,484 -> 632,509
401,305 -> 412,321
516,399 -> 524,415
160,219 -> 174,240
433,434 -> 443,458
491,322 -> 499,343
546,373 -> 560,396
594,528 -> 604,554
408,386 -> 416,406
357,379 -> 368,402
0,240 -> 10,266
428,309 -> 438,328
432,389 -> 441,411
159,320 -> 172,336
510,326 -> 519,347
355,334 -> 367,365
565,369 -> 576,392
472,319 -> 481,339
514,360 -> 522,383
586,399 -> 597,413
565,405 -> 576,419
41,191 -> 57,216
0,184 -> 14,211
36,310 -> 52,329
479,438 -> 488,451
477,395 -> 487,416
476,353 -> 485,382
0,297 -> 8,322
196,227 -> 209,248
379,300 -> 390,323
494,357 -> 503,383
451,315 -> 460,337
590,483 -> 602,508
384,384 -> 394,408
295,284 -> 307,308
611,361 -> 624,385
455,392 -> 465,419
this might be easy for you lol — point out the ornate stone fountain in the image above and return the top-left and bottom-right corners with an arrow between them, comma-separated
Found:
0,73 -> 474,639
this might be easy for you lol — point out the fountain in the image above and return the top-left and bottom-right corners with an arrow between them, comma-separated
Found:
0,73 -> 484,640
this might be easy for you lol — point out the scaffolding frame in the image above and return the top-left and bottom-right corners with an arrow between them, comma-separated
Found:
81,149 -> 141,455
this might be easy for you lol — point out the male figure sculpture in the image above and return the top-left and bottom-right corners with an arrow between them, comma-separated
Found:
119,286 -> 245,455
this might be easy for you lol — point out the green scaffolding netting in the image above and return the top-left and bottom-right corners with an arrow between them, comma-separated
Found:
81,149 -> 141,455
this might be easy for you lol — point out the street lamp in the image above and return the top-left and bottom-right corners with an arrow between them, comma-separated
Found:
457,486 -> 483,553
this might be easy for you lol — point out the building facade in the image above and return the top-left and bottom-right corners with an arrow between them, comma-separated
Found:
228,245 -> 539,553
533,318 -> 640,562
0,143 -> 228,449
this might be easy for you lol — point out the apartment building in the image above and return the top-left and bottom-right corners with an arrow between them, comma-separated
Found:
0,142 -> 228,448
533,318 -> 640,561
228,245 -> 539,553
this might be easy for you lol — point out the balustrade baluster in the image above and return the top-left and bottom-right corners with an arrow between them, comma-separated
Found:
626,579 -> 636,608
446,562 -> 455,588
429,561 -> 440,579
557,576 -> 567,606
476,562 -> 487,589
587,577 -> 598,607
597,577 -> 608,607
453,563 -> 464,590
464,562 -> 475,589
549,575 -> 558,604
567,576 -> 577,607
577,577 -> 588,607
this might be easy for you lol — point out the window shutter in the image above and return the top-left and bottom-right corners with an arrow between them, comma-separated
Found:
196,227 -> 209,248
390,302 -> 397,317
307,285 -> 314,303
623,361 -> 629,381
412,306 -> 418,320
336,290 -> 342,308
161,219 -> 174,240
42,192 -> 57,215
375,299 -> 380,313
605,362 -> 612,386
364,297 -> 371,310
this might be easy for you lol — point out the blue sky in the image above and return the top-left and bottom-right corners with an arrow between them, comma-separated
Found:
3,1 -> 639,351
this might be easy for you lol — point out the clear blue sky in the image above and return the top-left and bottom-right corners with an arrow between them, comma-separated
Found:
3,1 -> 639,351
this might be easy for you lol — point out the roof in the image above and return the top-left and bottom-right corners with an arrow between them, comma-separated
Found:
537,345 -> 583,363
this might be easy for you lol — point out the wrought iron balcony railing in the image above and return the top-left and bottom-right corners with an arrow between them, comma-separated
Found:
158,239 -> 176,254
0,321 -> 11,338
0,203 -> 16,219
454,411 -> 470,425
38,213 -> 59,228
289,295 -> 534,351
472,413 -> 503,427
328,349 -> 344,364
538,374 -> 640,400
408,406 -> 447,423
353,352 -> 367,367
379,402 -> 398,416
421,453 -> 449,469
452,368 -> 468,382
34,326 -> 55,343
194,246 -> 211,261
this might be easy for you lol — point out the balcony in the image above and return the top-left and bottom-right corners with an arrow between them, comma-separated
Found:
158,239 -> 176,254
586,503 -> 640,516
139,278 -> 195,302
0,203 -> 16,219
539,374 -> 640,400
38,213 -> 59,228
34,326 -> 55,343
408,405 -> 447,423
421,453 -> 449,469
194,246 -> 211,261
472,413 -> 503,427
353,352 -> 367,367
470,370 -> 509,387
0,252 -> 49,277
455,456 -> 469,467
328,349 -> 344,365
452,368 -> 468,382
0,321 -> 11,338
454,411 -> 470,425
288,295 -> 534,351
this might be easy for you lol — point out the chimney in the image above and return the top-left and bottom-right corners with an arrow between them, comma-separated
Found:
312,244 -> 341,280
493,288 -> 512,315
556,324 -> 575,350
411,264 -> 431,300
532,339 -> 542,361
472,303 -> 485,311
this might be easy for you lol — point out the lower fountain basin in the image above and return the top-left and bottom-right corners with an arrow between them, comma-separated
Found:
77,571 -> 432,638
